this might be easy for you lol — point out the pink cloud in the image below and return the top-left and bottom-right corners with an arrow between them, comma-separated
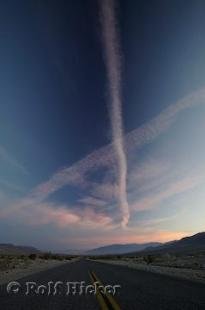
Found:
78,197 -> 107,207
10,202 -> 113,230
15,203 -> 80,227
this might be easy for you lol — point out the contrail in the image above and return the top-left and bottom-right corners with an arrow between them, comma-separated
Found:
2,87 -> 205,222
99,0 -> 129,227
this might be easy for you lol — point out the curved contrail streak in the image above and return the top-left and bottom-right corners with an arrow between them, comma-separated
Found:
99,0 -> 129,227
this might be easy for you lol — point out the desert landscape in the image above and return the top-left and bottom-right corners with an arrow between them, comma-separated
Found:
0,247 -> 78,285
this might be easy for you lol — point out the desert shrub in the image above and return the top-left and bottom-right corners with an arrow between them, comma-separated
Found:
193,262 -> 203,269
143,255 -> 155,265
0,259 -> 9,271
0,256 -> 16,270
41,252 -> 52,260
28,253 -> 37,260
20,254 -> 26,260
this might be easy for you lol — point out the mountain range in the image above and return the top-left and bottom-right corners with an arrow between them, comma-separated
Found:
83,232 -> 205,255
1,232 -> 205,256
80,243 -> 161,255
151,232 -> 205,253
0,243 -> 40,255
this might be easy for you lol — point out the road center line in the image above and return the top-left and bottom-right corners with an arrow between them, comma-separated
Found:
89,270 -> 121,310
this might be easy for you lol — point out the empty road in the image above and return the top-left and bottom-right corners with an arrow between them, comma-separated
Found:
0,259 -> 205,309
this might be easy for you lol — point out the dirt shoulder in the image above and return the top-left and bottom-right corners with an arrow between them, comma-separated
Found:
0,258 -> 78,285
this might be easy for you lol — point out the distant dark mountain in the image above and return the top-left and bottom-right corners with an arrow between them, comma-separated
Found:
86,242 -> 161,255
0,243 -> 40,255
64,249 -> 84,255
159,232 -> 205,252
130,232 -> 205,255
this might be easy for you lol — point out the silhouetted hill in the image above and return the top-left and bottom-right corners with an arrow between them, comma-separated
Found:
159,232 -> 205,252
128,232 -> 205,255
0,243 -> 40,255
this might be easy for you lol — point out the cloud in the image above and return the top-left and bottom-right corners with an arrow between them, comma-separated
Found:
25,86 -> 205,208
0,145 -> 28,175
0,179 -> 25,193
78,196 -> 107,207
128,158 -> 170,187
9,202 -> 113,230
99,0 -> 129,227
29,204 -> 81,227
2,87 -> 205,235
131,175 -> 203,212
125,87 -> 205,152
89,182 -> 117,201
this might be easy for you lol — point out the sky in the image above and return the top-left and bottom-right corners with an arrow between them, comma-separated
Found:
1,0 -> 205,251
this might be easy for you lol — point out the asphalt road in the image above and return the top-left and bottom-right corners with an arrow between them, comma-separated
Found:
0,259 -> 205,310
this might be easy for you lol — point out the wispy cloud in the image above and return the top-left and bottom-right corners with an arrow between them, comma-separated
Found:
79,196 -> 107,207
1,87 -> 205,236
27,87 -> 205,206
126,87 -> 205,152
131,175 -> 203,212
8,202 -> 113,230
0,145 -> 28,175
89,182 -> 117,201
0,179 -> 25,193
99,0 -> 129,227
128,158 -> 170,187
